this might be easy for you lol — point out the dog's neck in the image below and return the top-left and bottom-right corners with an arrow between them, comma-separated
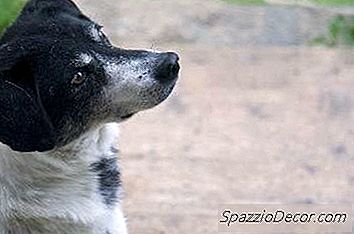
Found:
0,123 -> 127,233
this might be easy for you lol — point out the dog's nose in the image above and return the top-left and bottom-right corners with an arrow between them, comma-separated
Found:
155,52 -> 180,82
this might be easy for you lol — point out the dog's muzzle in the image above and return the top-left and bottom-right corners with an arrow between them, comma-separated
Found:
102,49 -> 181,121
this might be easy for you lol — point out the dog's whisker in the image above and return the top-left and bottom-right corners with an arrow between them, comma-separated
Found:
4,80 -> 33,100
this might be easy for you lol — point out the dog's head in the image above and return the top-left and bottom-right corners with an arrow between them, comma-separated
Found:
0,0 -> 180,152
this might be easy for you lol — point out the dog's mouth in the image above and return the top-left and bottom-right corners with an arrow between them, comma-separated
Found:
120,113 -> 135,120
111,79 -> 177,122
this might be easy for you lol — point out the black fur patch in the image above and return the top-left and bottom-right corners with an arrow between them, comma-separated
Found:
90,157 -> 121,206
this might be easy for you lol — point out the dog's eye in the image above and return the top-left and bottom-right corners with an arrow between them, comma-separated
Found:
71,72 -> 86,85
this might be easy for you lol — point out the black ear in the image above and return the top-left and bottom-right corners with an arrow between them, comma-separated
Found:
0,43 -> 56,152
20,0 -> 82,18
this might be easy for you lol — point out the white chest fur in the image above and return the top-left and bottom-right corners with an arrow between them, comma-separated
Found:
0,123 -> 127,234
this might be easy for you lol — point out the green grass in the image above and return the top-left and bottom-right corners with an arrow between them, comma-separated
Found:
312,15 -> 354,47
0,0 -> 27,34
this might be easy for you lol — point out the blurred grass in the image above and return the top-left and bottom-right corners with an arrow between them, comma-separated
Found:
313,0 -> 354,5
0,0 -> 26,34
223,0 -> 265,4
225,0 -> 354,4
312,15 -> 354,47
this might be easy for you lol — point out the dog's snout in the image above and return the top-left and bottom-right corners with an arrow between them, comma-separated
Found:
155,52 -> 180,82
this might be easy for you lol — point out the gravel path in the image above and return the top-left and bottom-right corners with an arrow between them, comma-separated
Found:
120,46 -> 354,234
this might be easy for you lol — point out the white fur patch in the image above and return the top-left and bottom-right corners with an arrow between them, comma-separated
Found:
0,123 -> 127,234
89,25 -> 104,42
74,53 -> 93,67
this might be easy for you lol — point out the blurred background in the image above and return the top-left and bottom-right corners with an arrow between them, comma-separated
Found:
2,0 -> 354,233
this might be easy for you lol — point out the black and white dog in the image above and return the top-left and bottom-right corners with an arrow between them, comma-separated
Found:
0,0 -> 179,233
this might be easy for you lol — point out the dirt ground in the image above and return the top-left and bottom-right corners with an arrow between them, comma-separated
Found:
75,0 -> 354,233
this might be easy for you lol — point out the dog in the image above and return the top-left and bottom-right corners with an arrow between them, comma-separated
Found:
0,0 -> 180,233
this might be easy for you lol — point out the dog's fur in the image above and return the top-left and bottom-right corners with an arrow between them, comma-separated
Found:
0,0 -> 179,233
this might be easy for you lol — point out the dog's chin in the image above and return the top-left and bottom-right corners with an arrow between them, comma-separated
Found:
113,81 -> 177,122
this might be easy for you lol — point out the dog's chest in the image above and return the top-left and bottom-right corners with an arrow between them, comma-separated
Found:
0,123 -> 127,234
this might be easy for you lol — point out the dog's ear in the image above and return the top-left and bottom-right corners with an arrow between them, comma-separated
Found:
0,42 -> 56,152
20,0 -> 82,18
